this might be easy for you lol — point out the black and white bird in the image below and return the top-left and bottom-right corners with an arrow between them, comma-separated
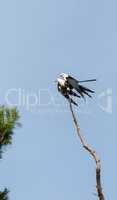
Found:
57,73 -> 96,106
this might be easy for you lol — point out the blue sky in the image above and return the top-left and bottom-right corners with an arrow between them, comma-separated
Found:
0,0 -> 116,199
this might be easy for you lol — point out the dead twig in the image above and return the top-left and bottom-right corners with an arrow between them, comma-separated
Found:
69,100 -> 105,200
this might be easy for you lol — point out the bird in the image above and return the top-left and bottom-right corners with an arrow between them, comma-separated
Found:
57,73 -> 96,106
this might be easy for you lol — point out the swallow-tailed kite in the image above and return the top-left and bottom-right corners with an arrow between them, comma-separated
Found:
57,73 -> 96,106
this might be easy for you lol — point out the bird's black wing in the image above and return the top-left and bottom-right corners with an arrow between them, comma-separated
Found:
66,76 -> 83,95
79,79 -> 96,83
67,76 -> 79,89
67,76 -> 95,98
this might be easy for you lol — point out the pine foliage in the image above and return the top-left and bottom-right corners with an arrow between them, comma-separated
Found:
0,106 -> 21,157
0,188 -> 9,200
0,106 -> 21,200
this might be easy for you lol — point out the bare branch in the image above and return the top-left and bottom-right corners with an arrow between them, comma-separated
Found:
69,100 -> 105,200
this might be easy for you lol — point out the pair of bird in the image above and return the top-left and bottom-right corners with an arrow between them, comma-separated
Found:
57,73 -> 96,106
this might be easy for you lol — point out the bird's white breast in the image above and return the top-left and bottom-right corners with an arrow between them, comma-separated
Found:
57,78 -> 66,86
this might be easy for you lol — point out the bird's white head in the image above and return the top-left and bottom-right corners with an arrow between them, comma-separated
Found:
55,73 -> 68,84
59,73 -> 68,80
